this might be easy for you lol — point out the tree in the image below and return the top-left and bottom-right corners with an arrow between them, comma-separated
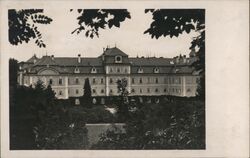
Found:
83,78 -> 92,107
33,101 -> 89,149
9,58 -> 19,87
116,78 -> 129,122
144,9 -> 205,98
92,99 -> 205,149
8,9 -> 52,47
71,9 -> 131,38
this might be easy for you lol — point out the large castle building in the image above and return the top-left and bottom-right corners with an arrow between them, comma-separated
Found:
18,47 -> 200,99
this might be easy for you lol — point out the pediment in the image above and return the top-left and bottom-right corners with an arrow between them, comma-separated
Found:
38,68 -> 59,75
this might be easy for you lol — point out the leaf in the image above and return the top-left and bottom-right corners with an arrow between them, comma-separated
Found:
77,9 -> 82,13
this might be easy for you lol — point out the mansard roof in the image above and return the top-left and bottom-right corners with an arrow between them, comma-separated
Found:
31,56 -> 103,67
34,56 -> 57,66
26,54 -> 38,63
102,47 -> 128,56
129,57 -> 172,66
28,65 -> 105,74
22,47 -> 197,74
131,65 -> 195,74
54,58 -> 103,66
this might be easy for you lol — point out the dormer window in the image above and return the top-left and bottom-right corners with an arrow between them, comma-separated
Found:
154,67 -> 159,73
91,67 -> 97,73
74,67 -> 80,73
138,67 -> 143,73
115,55 -> 122,63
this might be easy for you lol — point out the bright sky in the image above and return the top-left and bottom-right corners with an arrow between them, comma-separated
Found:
9,8 -> 199,61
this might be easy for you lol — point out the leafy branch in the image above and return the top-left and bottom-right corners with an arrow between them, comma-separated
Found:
8,9 -> 53,48
71,9 -> 131,38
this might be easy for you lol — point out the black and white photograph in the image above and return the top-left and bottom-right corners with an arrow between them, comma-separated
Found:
9,7 -> 205,150
1,0 -> 249,158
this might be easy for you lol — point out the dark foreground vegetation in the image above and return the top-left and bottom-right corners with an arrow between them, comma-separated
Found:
10,59 -> 205,150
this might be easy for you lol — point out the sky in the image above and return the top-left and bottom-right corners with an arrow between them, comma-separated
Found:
9,8 -> 199,61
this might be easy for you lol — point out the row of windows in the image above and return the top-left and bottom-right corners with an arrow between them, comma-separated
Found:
48,78 -> 105,85
137,67 -> 159,73
109,67 -> 128,73
74,67 -> 97,73
131,77 -> 182,84
37,77 -> 198,86
57,89 -> 106,96
57,88 -> 193,96
130,88 -> 182,94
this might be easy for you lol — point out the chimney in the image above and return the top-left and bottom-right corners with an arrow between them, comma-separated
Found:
183,55 -> 187,63
175,56 -> 179,64
33,54 -> 37,64
51,55 -> 54,60
78,54 -> 81,63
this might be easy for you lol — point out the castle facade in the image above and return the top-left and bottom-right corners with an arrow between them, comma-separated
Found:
18,47 -> 199,99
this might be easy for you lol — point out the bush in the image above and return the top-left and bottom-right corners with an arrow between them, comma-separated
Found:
92,98 -> 205,149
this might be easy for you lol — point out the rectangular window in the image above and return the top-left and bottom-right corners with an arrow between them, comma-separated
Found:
155,78 -> 158,84
93,78 -> 96,84
147,88 -> 150,93
110,78 -> 113,84
76,89 -> 79,94
59,78 -> 62,85
75,78 -> 79,84
49,79 -> 53,85
139,78 -> 142,84
101,78 -> 104,84
132,78 -> 135,84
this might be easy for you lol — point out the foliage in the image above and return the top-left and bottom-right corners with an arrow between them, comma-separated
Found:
71,9 -> 131,38
8,9 -> 52,48
69,106 -> 115,123
9,58 -> 19,87
10,78 -> 89,149
83,78 -> 92,107
196,74 -> 205,100
33,102 -> 89,149
144,9 -> 205,98
144,9 -> 204,38
116,78 -> 129,122
92,99 -> 205,149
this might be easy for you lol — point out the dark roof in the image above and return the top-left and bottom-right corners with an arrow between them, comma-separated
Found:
35,56 -> 57,66
21,47 -> 196,74
102,47 -> 128,57
33,56 -> 103,67
54,58 -> 103,66
129,57 -> 172,66
29,65 -> 105,74
26,54 -> 38,63
131,65 -> 195,74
